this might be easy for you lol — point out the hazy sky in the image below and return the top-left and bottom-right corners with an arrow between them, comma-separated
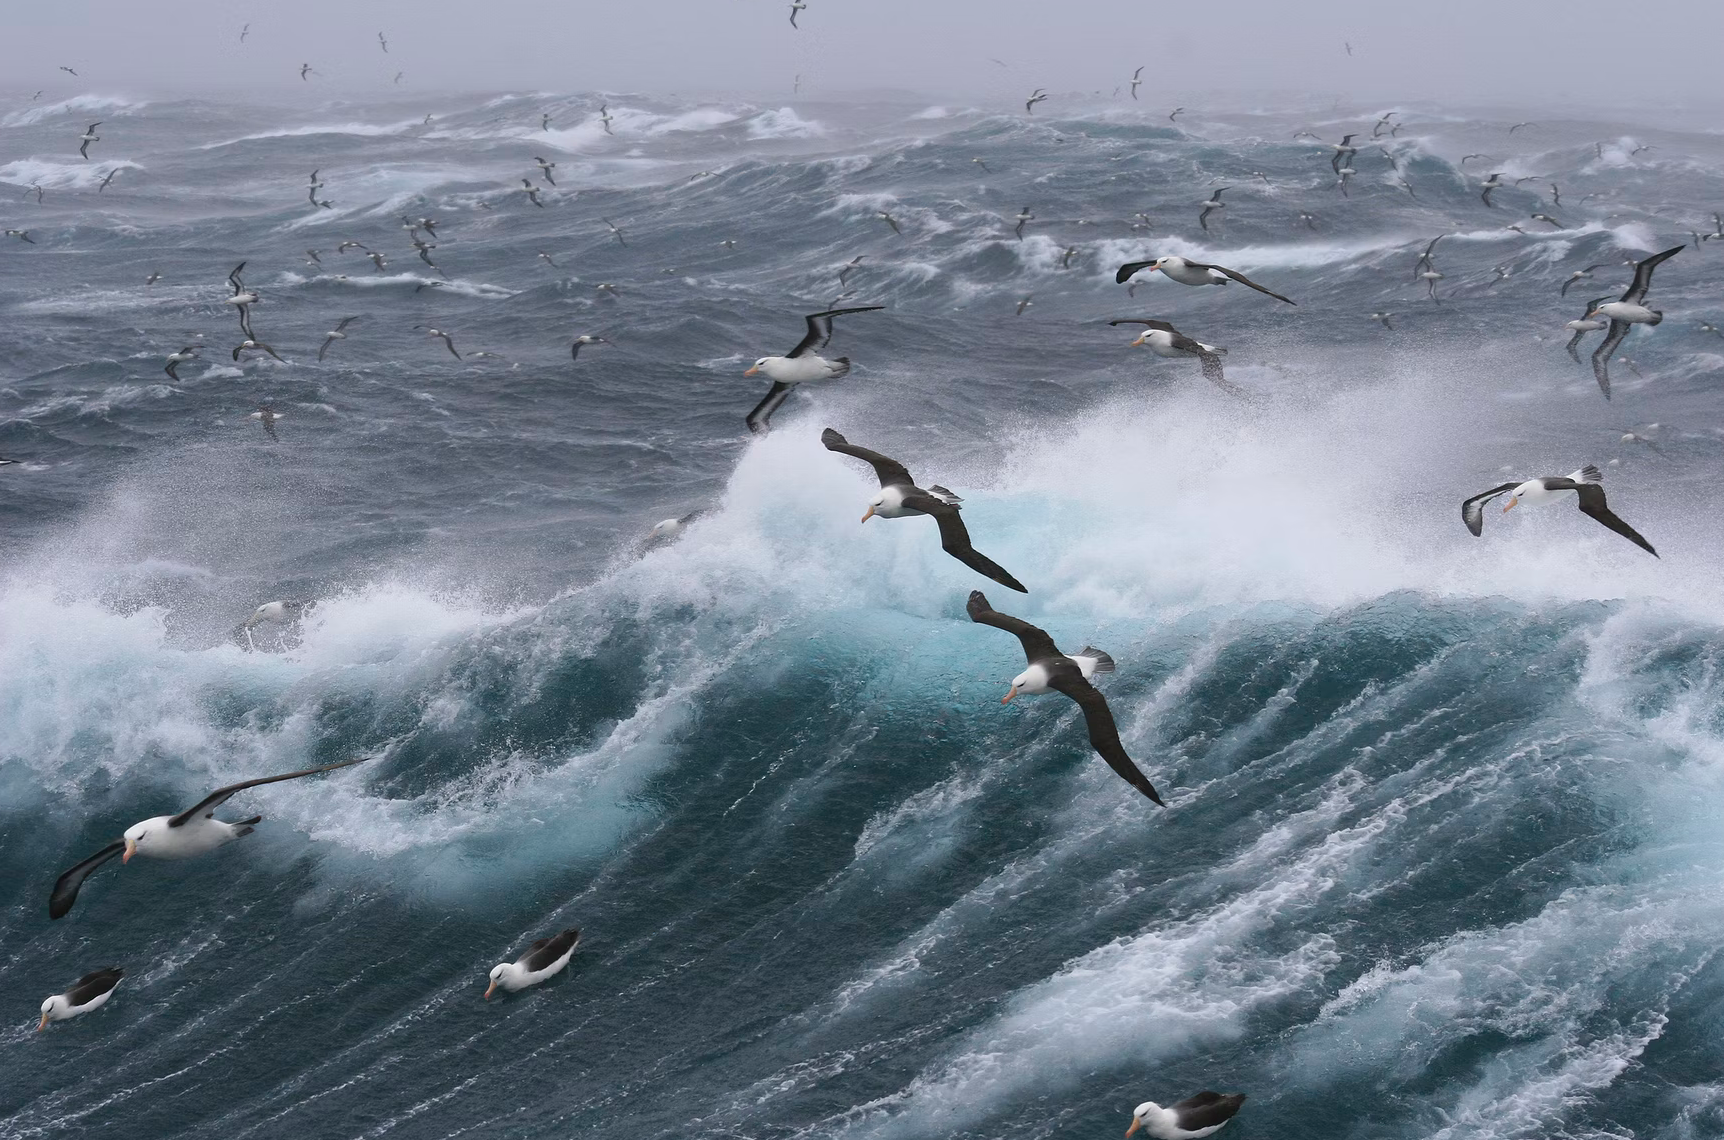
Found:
4,0 -> 1721,110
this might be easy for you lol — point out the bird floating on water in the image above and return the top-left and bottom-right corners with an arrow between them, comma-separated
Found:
1126,1092 -> 1248,1138
487,929 -> 580,998
39,969 -> 124,1031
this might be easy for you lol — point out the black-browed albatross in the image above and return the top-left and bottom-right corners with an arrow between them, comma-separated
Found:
1109,319 -> 1238,394
39,968 -> 125,1030
823,429 -> 1026,592
966,591 -> 1161,803
486,928 -> 580,998
1461,465 -> 1656,556
1587,245 -> 1683,397
743,307 -> 883,434
1115,256 -> 1295,304
48,756 -> 372,919
1126,1091 -> 1248,1138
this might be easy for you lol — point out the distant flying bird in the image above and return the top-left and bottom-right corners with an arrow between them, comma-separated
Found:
238,23 -> 249,42
164,346 -> 200,379
1508,121 -> 1534,134
602,217 -> 627,245
1480,172 -> 1503,207
1026,88 -> 1049,114
1129,66 -> 1143,100
1114,256 -> 1297,305
378,31 -> 388,52
6,229 -> 35,244
522,179 -> 544,207
1531,213 -> 1563,229
599,104 -> 614,134
1111,318 -> 1236,394
414,325 -> 462,360
538,250 -> 558,267
1013,206 -> 1033,240
318,316 -> 360,361
250,406 -> 283,441
743,307 -> 884,434
1460,154 -> 1491,166
1330,134 -> 1357,175
1016,295 -> 1033,316
1344,41 -> 1353,55
232,339 -> 285,363
534,156 -> 557,184
77,122 -> 101,159
878,211 -> 902,235
299,63 -> 313,80
570,334 -> 608,361
837,255 -> 865,286
1373,112 -> 1396,138
789,0 -> 807,27
1370,312 -> 1395,330
541,112 -> 551,131
59,66 -> 78,76
1587,245 -> 1683,396
973,157 -> 990,173
1168,107 -> 1184,122
1197,187 -> 1227,232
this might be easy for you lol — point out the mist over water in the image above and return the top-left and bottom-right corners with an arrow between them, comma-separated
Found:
3,86 -> 1724,1140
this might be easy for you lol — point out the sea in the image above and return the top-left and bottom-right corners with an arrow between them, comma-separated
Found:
3,86 -> 1724,1140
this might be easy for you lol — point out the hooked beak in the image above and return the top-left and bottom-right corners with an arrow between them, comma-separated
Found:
123,837 -> 137,864
1001,685 -> 1019,704
484,981 -> 498,1000
743,366 -> 759,376
38,1012 -> 49,1031
1125,1118 -> 1142,1138
1502,498 -> 1518,513
861,507 -> 875,523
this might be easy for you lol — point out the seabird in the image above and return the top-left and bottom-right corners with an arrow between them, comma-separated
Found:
305,249 -> 322,266
878,211 -> 902,235
367,251 -> 388,271
1061,246 -> 1079,269
1114,256 -> 1296,304
232,339 -> 284,362
97,168 -> 118,192
486,929 -> 580,999
300,63 -> 313,80
1631,143 -> 1656,156
789,0 -> 807,27
838,255 -> 865,286
522,179 -> 544,207
1550,183 -> 1562,207
1462,465 -> 1655,556
164,346 -> 200,379
642,507 -> 710,549
6,229 -> 36,244
48,756 -> 371,919
1168,107 -> 1184,122
77,122 -> 101,159
534,156 -> 557,185
337,240 -> 367,253
1370,311 -> 1395,330
1617,426 -> 1664,455
1587,245 -> 1683,396
239,23 -> 248,41
1373,112 -> 1396,138
39,969 -> 124,1031
1561,265 -> 1606,297
1013,206 -> 1034,240
1699,321 -> 1723,338
318,316 -> 360,361
1026,88 -> 1049,114
1110,318 -> 1237,395
1197,187 -> 1227,232
972,157 -> 990,173
1297,212 -> 1317,230
1129,66 -> 1143,99
1460,154 -> 1491,166
59,65 -> 77,76
603,217 -> 627,245
599,104 -> 614,134
1335,168 -> 1354,197
250,406 -> 283,441
378,31 -> 388,52
743,306 -> 883,434
1508,121 -> 1534,133
823,430 -> 1027,593
538,250 -> 559,268
145,271 -> 161,284
966,590 -> 1161,802
570,334 -> 608,361
1480,172 -> 1503,207
224,263 -> 258,337
1532,213 -> 1563,229
414,325 -> 462,360
1016,295 -> 1033,316
1126,1092 -> 1248,1138
1330,134 -> 1357,174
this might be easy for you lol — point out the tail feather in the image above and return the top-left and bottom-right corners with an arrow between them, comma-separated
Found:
1075,646 -> 1115,673
1571,465 -> 1604,484
232,814 -> 262,838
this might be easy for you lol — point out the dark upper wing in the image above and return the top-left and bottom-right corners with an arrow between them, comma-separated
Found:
966,590 -> 1058,661
49,841 -> 126,920
1621,245 -> 1683,305
319,336 -> 335,361
820,428 -> 915,487
1590,321 -> 1629,399
228,262 -> 246,293
66,968 -> 125,1005
1115,260 -> 1156,284
1046,673 -> 1164,805
1170,1092 -> 1245,1130
746,382 -> 795,435
519,928 -> 580,972
1107,319 -> 1177,332
168,755 -> 372,828
1564,330 -> 1587,363
1189,262 -> 1297,304
1198,353 -> 1244,395
917,500 -> 1027,592
1574,483 -> 1657,556
1461,482 -> 1518,536
786,306 -> 884,358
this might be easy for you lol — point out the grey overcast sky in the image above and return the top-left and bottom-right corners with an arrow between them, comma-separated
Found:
4,0 -> 1721,110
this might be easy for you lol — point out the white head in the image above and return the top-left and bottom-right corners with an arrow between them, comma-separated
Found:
38,995 -> 66,1030
744,356 -> 775,377
1126,1102 -> 1162,1137
1128,331 -> 1157,348
649,518 -> 681,540
484,962 -> 513,1000
1502,479 -> 1542,513
1148,257 -> 1172,272
121,818 -> 158,863
861,489 -> 889,523
1003,667 -> 1037,703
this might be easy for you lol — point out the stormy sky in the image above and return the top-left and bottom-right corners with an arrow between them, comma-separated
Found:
3,0 -> 1720,111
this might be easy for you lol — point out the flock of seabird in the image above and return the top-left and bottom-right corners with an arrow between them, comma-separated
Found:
14,54 -> 1713,1138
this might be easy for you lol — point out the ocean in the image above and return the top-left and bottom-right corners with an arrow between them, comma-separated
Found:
3,87 -> 1724,1139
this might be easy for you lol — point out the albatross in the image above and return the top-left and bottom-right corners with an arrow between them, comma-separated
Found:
1126,1092 -> 1248,1138
1587,245 -> 1683,397
1564,296 -> 1612,364
318,316 -> 360,361
48,756 -> 372,919
822,428 -> 1027,593
1114,256 -> 1295,304
743,306 -> 883,434
1110,319 -> 1238,395
39,968 -> 124,1030
486,929 -> 580,998
1197,187 -> 1227,232
77,122 -> 101,159
1461,465 -> 1656,556
966,590 -> 1162,803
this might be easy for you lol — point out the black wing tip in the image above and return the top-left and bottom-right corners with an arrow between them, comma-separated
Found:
1115,262 -> 1151,284
966,590 -> 992,619
820,427 -> 846,448
1000,575 -> 1030,593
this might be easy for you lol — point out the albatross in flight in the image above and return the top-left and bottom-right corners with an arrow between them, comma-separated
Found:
77,122 -> 101,159
1462,465 -> 1656,556
1110,319 -> 1238,395
318,316 -> 360,361
1587,245 -> 1683,397
48,757 -> 372,919
1197,187 -> 1227,231
1564,296 -> 1612,364
966,590 -> 1162,803
1114,256 -> 1295,304
822,428 -> 1027,593
742,306 -> 883,434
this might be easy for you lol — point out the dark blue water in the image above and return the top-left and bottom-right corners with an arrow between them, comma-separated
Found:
4,89 -> 1724,1140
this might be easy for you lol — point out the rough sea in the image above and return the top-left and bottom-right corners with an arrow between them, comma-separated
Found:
3,87 -> 1724,1140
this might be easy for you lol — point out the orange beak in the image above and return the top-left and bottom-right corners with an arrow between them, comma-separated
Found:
123,837 -> 137,864
1502,498 -> 1518,513
1129,335 -> 1146,347
1001,686 -> 1019,704
484,981 -> 498,1000
861,507 -> 875,523
38,1013 -> 50,1031
1125,1118 -> 1142,1138
743,366 -> 759,376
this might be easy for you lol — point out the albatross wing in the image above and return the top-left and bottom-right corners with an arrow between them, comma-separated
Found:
917,500 -> 1026,592
1574,483 -> 1658,557
820,428 -> 915,487
1047,673 -> 1164,805
48,840 -> 126,920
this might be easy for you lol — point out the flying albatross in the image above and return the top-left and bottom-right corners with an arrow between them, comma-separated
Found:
1563,296 -> 1612,365
1587,245 -> 1683,397
486,928 -> 581,998
1109,319 -> 1239,395
1126,1092 -> 1248,1138
48,756 -> 372,919
823,428 -> 1027,592
743,306 -> 883,434
1114,256 -> 1295,304
39,968 -> 125,1030
1461,465 -> 1656,556
966,590 -> 1162,803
